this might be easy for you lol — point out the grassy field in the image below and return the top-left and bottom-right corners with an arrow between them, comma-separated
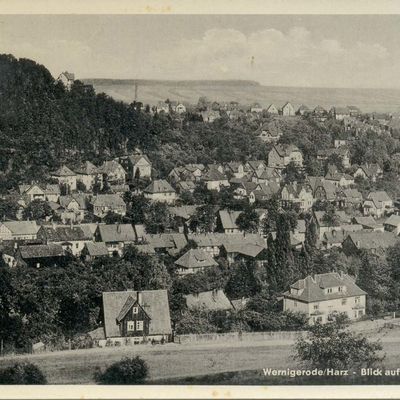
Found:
1,320 -> 400,385
83,79 -> 400,113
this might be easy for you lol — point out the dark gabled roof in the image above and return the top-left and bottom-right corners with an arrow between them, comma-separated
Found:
222,242 -> 266,258
98,160 -> 125,174
59,194 -> 88,210
384,214 -> 400,227
102,290 -> 172,337
74,161 -> 99,175
84,241 -> 109,257
144,179 -> 175,194
348,231 -> 399,250
52,165 -> 75,177
273,144 -> 301,158
116,295 -> 138,323
39,225 -> 91,242
19,244 -> 65,259
175,248 -> 218,270
92,194 -> 126,208
202,169 -> 227,181
184,290 -> 233,311
283,272 -> 366,303
97,224 -> 136,243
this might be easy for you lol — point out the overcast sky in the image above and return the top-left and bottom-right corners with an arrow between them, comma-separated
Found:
1,14 -> 400,88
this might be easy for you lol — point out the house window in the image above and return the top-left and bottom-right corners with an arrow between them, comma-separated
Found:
327,288 -> 333,294
136,321 -> 144,331
132,307 -> 138,314
313,304 -> 319,310
342,298 -> 347,305
338,286 -> 342,292
127,321 -> 135,331
293,300 -> 297,307
355,297 -> 361,304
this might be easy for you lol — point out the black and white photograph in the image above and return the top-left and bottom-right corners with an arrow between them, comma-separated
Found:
1,1 -> 400,398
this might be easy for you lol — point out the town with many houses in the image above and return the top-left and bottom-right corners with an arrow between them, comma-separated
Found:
1,70 -> 400,347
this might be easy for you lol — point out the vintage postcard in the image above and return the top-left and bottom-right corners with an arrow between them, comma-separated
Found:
1,0 -> 400,398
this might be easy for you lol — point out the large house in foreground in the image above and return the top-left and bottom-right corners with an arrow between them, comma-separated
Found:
283,272 -> 366,325
102,290 -> 172,343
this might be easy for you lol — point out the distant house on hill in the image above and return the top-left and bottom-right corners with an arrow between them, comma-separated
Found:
98,160 -> 126,184
201,110 -> 221,123
250,103 -> 263,113
143,179 -> 176,204
296,104 -> 310,116
51,165 -> 77,192
266,104 -> 279,115
74,161 -> 102,190
174,248 -> 218,275
57,71 -> 75,90
281,102 -> 295,116
118,149 -> 152,180
102,290 -> 172,342
330,106 -> 350,120
19,183 -> 60,203
283,272 -> 367,325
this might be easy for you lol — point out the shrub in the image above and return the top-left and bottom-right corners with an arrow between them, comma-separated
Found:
95,356 -> 148,384
0,362 -> 47,384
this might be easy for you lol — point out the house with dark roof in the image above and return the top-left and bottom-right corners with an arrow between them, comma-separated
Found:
224,162 -> 245,179
51,165 -> 77,192
81,241 -> 109,261
174,248 -> 218,275
202,169 -> 230,191
58,194 -> 89,223
296,104 -> 310,116
118,150 -> 152,180
313,210 -> 352,240
95,224 -> 136,256
91,194 -> 127,218
363,191 -> 394,218
19,183 -> 61,204
280,183 -> 313,211
143,179 -> 176,204
283,272 -> 366,324
102,290 -> 172,342
268,144 -> 303,168
99,160 -> 126,185
354,163 -> 383,183
177,180 -> 196,194
220,242 -> 268,266
37,225 -> 92,256
168,205 -> 198,233
250,167 -> 281,184
74,161 -> 102,190
342,231 -> 399,256
330,106 -> 350,120
16,243 -> 66,268
184,289 -> 233,311
248,182 -> 280,204
143,233 -> 187,256
337,188 -> 363,208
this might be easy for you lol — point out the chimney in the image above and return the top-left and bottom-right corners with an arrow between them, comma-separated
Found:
137,291 -> 142,305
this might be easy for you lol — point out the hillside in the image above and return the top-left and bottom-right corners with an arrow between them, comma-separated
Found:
83,79 -> 400,113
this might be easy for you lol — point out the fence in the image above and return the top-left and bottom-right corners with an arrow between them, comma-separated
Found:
174,330 -> 305,344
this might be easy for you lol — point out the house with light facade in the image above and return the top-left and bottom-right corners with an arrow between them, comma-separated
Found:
268,144 -> 303,168
283,272 -> 367,325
